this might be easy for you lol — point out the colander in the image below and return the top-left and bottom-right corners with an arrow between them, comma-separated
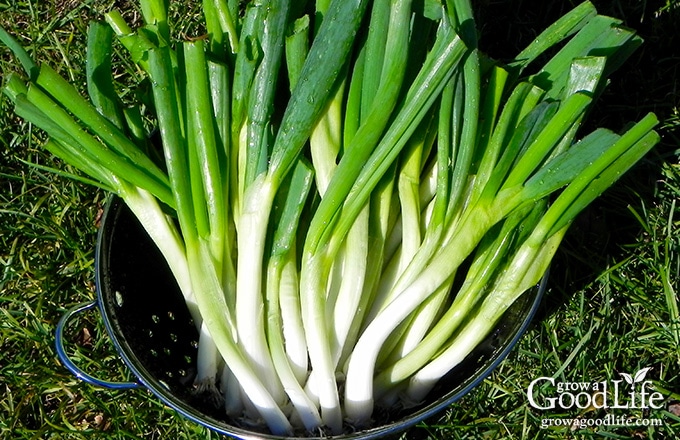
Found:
56,196 -> 546,439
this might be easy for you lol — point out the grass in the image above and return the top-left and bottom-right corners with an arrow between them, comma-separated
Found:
0,0 -> 678,439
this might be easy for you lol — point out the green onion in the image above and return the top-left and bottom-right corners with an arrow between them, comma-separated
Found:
1,0 -> 660,435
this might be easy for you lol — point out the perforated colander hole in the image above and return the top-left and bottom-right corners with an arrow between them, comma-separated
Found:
167,311 -> 175,321
150,349 -> 158,357
148,329 -> 154,338
169,333 -> 178,343
191,340 -> 198,349
165,371 -> 174,379
184,355 -> 192,365
163,348 -> 172,356
151,314 -> 160,324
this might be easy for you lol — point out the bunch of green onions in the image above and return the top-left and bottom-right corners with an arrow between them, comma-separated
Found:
1,0 -> 659,435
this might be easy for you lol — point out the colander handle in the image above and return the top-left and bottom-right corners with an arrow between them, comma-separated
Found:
55,301 -> 140,390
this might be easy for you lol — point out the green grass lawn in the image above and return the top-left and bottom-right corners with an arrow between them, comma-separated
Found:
1,1 -> 679,439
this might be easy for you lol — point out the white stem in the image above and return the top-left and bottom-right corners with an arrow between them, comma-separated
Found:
299,254 -> 343,434
194,322 -> 220,389
418,159 -> 438,207
279,257 -> 309,384
395,282 -> 449,358
404,303 -> 494,403
220,362 -> 244,417
330,206 -> 369,365
188,239 -> 292,435
397,174 -> 421,274
366,222 -> 444,325
236,175 -> 286,404
405,227 -> 561,403
344,232 -> 469,424
309,81 -> 344,197
265,250 -> 322,432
